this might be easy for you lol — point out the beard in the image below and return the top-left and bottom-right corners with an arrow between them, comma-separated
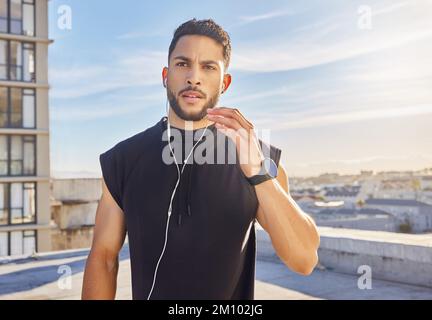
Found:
167,86 -> 220,121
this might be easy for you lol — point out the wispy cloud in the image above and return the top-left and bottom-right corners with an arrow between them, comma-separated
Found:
226,9 -> 295,29
254,104 -> 432,130
116,30 -> 165,40
49,50 -> 166,99
239,10 -> 293,24
232,30 -> 432,73
372,0 -> 412,16
51,92 -> 162,121
231,1 -> 432,72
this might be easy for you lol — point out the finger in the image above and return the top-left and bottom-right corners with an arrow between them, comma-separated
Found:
207,113 -> 242,130
209,107 -> 253,129
208,107 -> 254,130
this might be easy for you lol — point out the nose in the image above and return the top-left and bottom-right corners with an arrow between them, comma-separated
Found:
186,65 -> 201,87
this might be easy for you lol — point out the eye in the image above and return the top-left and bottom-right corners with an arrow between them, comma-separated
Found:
176,62 -> 187,67
205,65 -> 216,70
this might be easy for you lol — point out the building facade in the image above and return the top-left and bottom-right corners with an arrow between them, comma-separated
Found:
0,0 -> 51,256
365,198 -> 432,233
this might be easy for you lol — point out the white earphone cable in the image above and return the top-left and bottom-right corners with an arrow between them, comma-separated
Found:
147,98 -> 211,300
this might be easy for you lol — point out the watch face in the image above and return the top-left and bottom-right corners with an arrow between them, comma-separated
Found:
262,158 -> 278,178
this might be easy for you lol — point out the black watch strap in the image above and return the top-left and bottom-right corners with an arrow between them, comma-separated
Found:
246,158 -> 278,186
246,173 -> 274,186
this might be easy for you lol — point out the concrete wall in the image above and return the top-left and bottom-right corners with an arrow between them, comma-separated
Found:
50,178 -> 102,250
314,215 -> 398,232
51,227 -> 94,251
35,0 -> 51,253
257,226 -> 432,288
51,178 -> 102,202
366,204 -> 432,233
52,202 -> 98,229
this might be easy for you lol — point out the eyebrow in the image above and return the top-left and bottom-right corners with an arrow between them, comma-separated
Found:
173,55 -> 219,66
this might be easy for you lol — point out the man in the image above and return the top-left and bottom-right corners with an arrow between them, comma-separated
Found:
82,18 -> 319,300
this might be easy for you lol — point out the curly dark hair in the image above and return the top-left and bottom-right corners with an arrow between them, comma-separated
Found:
168,18 -> 231,72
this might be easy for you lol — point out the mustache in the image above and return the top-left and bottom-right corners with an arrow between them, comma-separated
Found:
179,87 -> 206,98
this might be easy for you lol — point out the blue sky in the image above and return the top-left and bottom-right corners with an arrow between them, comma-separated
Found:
48,0 -> 432,178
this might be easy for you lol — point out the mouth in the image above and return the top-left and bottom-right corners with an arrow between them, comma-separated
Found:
181,91 -> 204,104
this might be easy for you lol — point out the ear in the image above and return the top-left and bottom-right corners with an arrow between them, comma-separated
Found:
162,67 -> 168,87
221,74 -> 232,93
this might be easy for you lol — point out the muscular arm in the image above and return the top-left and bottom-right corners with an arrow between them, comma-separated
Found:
255,162 -> 320,275
81,178 -> 126,299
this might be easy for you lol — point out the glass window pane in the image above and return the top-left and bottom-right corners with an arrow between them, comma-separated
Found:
11,88 -> 22,127
11,136 -> 22,175
11,183 -> 22,204
10,41 -> 22,66
22,3 -> 34,36
0,183 -> 8,225
0,40 -> 6,80
11,208 -> 22,223
11,183 -> 23,224
23,138 -> 34,175
23,45 -> 34,82
0,232 -> 8,256
23,234 -> 35,254
23,184 -> 35,222
11,136 -> 22,159
0,136 -> 7,175
10,0 -> 23,35
0,87 -> 7,127
23,93 -> 35,128
0,0 -> 7,33
10,41 -> 22,81
0,209 -> 7,224
10,230 -> 23,256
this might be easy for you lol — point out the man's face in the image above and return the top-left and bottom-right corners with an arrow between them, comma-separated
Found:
166,35 -> 226,121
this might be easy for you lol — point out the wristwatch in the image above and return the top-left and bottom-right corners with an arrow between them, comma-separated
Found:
246,157 -> 278,186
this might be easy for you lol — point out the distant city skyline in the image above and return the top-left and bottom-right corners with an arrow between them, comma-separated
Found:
48,0 -> 432,178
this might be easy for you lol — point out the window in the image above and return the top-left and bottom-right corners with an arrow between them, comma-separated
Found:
0,40 -> 6,79
0,0 -> 7,33
0,135 -> 36,176
22,135 -> 34,174
9,41 -> 22,80
22,88 -> 34,127
0,0 -> 35,36
10,230 -> 36,256
22,0 -> 34,36
0,40 -> 35,82
0,230 -> 36,257
0,185 -> 36,257
0,136 -> 6,175
11,87 -> 22,126
11,136 -> 23,174
0,183 -> 8,225
0,182 -> 36,225
0,232 -> 7,256
0,87 -> 6,126
10,0 -> 22,35
0,87 -> 35,128
22,42 -> 34,81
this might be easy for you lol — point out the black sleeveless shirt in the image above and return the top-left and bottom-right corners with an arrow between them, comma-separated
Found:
99,116 -> 281,300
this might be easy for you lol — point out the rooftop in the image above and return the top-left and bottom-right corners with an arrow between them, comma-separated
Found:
1,228 -> 432,300
366,198 -> 432,207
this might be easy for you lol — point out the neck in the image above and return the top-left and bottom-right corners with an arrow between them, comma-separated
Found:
168,106 -> 214,130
